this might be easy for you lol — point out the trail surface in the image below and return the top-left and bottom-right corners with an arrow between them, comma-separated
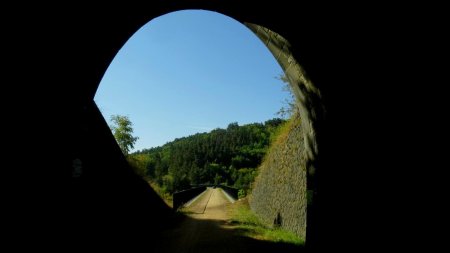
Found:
152,187 -> 300,253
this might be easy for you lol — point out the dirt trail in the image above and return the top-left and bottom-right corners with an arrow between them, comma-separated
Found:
187,187 -> 231,220
151,188 -> 301,253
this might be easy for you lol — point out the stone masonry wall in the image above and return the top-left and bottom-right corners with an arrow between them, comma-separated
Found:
249,113 -> 307,239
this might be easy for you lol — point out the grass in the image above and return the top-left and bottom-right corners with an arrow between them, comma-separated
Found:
269,116 -> 296,146
229,198 -> 304,246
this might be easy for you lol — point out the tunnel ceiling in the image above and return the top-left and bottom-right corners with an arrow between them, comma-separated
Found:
56,2 -> 333,103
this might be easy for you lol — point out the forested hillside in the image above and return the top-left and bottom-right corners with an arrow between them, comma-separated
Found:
128,118 -> 286,196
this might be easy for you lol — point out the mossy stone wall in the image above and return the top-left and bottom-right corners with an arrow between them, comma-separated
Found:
250,114 -> 307,239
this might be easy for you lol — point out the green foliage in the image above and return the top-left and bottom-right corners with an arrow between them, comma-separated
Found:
162,174 -> 174,193
233,168 -> 258,196
109,115 -> 138,155
230,199 -> 304,245
238,189 -> 246,199
132,119 -> 286,194
276,74 -> 298,119
148,180 -> 173,207
126,154 -> 150,179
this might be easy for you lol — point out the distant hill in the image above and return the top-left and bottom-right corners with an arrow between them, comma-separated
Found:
128,118 -> 286,196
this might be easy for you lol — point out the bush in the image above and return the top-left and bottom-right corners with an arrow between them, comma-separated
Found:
238,189 -> 246,199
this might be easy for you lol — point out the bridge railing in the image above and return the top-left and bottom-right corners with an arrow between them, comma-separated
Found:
217,185 -> 238,200
193,184 -> 239,200
173,184 -> 239,210
172,186 -> 206,210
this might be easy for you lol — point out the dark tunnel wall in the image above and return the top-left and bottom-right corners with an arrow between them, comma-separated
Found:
8,1 -> 422,251
68,100 -> 173,245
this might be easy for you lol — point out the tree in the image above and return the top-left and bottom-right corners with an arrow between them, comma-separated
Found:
109,115 -> 138,155
138,118 -> 286,193
276,73 -> 298,118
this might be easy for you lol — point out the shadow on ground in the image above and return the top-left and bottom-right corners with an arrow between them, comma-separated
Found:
150,214 -> 304,253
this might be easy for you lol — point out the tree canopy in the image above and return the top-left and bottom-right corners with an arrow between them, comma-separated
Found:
109,115 -> 138,155
130,118 -> 286,195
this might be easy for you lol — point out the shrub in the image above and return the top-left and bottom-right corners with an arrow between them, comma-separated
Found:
238,189 -> 246,199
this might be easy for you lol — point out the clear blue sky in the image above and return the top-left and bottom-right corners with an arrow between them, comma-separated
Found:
94,10 -> 289,152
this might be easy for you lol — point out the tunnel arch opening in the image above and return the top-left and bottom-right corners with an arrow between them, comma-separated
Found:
92,8 -> 324,250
